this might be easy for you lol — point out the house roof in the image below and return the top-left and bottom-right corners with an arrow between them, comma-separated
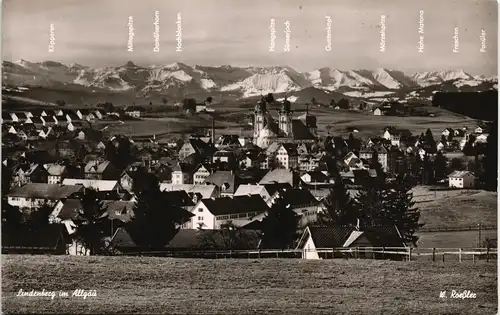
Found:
7,183 -> 83,199
159,184 -> 218,198
204,171 -> 237,193
159,190 -> 195,207
62,179 -> 119,191
216,135 -> 241,147
291,119 -> 315,140
303,171 -> 330,183
448,170 -> 475,178
201,195 -> 269,216
84,160 -> 112,174
302,226 -> 355,248
100,200 -> 135,223
55,199 -> 84,221
259,169 -> 301,187
279,143 -> 298,155
272,187 -> 318,206
46,164 -> 67,176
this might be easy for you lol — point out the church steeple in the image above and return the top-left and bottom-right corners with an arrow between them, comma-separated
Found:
253,99 -> 267,141
278,95 -> 292,136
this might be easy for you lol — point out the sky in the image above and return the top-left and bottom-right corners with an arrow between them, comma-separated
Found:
2,0 -> 498,76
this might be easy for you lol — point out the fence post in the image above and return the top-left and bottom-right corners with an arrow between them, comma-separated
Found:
382,247 -> 385,260
432,248 -> 435,262
459,248 -> 462,263
408,247 -> 412,262
442,253 -> 445,262
372,248 -> 375,259
487,247 -> 490,263
356,247 -> 359,259
332,248 -> 335,259
472,254 -> 475,264
258,248 -> 261,259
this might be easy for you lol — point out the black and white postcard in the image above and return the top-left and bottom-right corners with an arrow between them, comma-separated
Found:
1,0 -> 498,314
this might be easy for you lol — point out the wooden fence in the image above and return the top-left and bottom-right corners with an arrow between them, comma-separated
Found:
419,225 -> 497,232
114,247 -> 497,262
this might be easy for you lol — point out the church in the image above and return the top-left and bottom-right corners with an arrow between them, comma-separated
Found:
253,97 -> 317,148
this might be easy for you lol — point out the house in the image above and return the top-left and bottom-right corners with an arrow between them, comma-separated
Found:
84,160 -> 119,180
436,141 -> 446,152
474,126 -> 484,134
42,116 -> 58,125
119,171 -> 139,192
215,135 -> 242,149
234,183 -> 292,203
38,127 -> 53,139
298,154 -> 322,172
193,163 -> 212,185
276,143 -> 298,170
65,112 -> 81,123
55,109 -> 65,116
296,225 -> 406,260
172,163 -> 195,185
442,128 -> 454,138
203,170 -> 241,196
24,164 -> 49,184
373,108 -> 382,116
25,116 -> 43,125
475,134 -> 488,144
46,164 -> 71,184
124,106 -> 145,118
7,183 -> 84,209
187,195 -> 270,229
266,187 -> 320,227
178,137 -> 213,161
448,171 -> 475,188
10,112 -> 28,123
359,146 -> 389,171
300,171 -> 331,184
62,178 -> 121,192
213,150 -> 236,166
94,109 -> 106,120
382,128 -> 412,147
49,198 -> 84,226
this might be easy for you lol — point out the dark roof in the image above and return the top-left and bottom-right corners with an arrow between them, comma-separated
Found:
7,183 -> 84,199
216,135 -> 241,147
66,113 -> 81,120
280,143 -> 298,155
166,229 -> 261,250
306,226 -> 355,248
272,187 -> 318,207
204,171 -> 237,193
159,190 -> 195,208
291,119 -> 315,140
29,117 -> 43,124
360,225 -> 406,247
109,228 -> 137,248
259,169 -> 302,187
304,171 -> 330,183
262,183 -> 292,196
100,200 -> 135,223
57,199 -> 84,221
201,195 -> 269,215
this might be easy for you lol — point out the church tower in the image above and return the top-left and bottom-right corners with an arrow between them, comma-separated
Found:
278,97 -> 292,136
253,98 -> 266,139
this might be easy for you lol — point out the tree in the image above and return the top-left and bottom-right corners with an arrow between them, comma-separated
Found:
433,151 -> 448,181
318,180 -> 356,225
26,204 -> 53,232
205,96 -> 213,104
450,157 -> 465,171
56,100 -> 66,106
182,98 -> 197,112
127,176 -> 187,248
73,189 -> 107,255
383,174 -> 423,245
481,119 -> 497,191
311,97 -> 317,105
261,195 -> 299,249
2,200 -> 22,228
265,93 -> 274,104
353,181 -> 384,227
338,98 -> 349,109
423,128 -> 437,153
329,99 -> 337,107
149,101 -> 153,106
161,97 -> 168,106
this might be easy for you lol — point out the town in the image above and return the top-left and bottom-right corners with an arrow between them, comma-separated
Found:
1,92 -> 496,258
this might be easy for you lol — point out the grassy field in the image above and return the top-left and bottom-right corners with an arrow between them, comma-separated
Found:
414,188 -> 497,230
2,255 -> 497,314
416,230 -> 497,249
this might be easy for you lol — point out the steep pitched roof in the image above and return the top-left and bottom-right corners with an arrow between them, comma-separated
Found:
55,199 -> 85,221
272,187 -> 318,207
100,200 -> 135,223
448,170 -> 475,178
291,119 -> 315,140
201,195 -> 269,216
7,183 -> 83,199
62,179 -> 119,191
204,171 -> 237,193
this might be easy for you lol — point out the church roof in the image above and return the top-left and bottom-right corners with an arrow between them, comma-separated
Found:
291,120 -> 315,140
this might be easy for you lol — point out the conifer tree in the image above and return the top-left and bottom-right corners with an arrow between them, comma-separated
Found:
319,180 -> 356,226
261,195 -> 300,249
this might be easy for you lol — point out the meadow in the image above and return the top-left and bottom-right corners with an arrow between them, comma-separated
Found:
2,255 -> 497,314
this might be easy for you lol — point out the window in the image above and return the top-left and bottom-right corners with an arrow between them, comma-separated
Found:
198,216 -> 203,220
198,208 -> 203,212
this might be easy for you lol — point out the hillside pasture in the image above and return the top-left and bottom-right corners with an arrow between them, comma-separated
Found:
2,255 -> 496,314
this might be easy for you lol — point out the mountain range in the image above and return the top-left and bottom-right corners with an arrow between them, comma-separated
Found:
2,60 -> 497,100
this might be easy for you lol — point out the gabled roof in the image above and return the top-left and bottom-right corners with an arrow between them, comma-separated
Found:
291,119 -> 315,140
62,179 -> 120,191
279,143 -> 298,155
55,199 -> 85,221
84,160 -> 112,174
272,187 -> 318,207
7,183 -> 83,199
200,195 -> 269,216
159,184 -> 218,198
259,169 -> 301,187
299,226 -> 354,248
448,170 -> 475,178
100,200 -> 135,223
46,164 -> 67,176
204,171 -> 237,193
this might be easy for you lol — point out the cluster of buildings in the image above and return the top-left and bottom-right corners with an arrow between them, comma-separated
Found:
2,97 -> 486,257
